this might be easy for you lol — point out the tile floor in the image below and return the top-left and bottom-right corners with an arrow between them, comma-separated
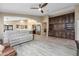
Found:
14,35 -> 77,56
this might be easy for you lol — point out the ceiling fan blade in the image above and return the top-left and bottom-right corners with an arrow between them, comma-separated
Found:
30,7 -> 39,9
41,10 -> 44,13
39,4 -> 41,8
41,3 -> 48,8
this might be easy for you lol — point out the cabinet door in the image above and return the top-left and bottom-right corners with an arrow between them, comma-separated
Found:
49,13 -> 74,40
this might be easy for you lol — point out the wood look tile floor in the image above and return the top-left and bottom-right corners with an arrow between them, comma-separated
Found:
14,35 -> 77,56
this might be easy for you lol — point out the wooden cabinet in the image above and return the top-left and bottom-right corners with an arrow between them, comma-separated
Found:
49,13 -> 75,40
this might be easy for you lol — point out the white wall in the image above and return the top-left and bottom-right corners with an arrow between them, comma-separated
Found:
2,12 -> 41,30
4,20 -> 38,30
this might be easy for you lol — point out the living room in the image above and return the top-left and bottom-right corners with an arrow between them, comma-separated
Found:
0,3 -> 79,56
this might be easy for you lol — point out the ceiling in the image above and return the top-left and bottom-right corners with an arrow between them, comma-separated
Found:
0,3 -> 78,16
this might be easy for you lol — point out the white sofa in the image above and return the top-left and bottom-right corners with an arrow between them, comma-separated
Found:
4,30 -> 33,46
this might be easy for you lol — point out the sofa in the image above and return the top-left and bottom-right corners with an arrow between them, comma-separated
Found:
4,30 -> 33,46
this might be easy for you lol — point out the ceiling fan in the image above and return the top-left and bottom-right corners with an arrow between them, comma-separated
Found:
30,3 -> 48,13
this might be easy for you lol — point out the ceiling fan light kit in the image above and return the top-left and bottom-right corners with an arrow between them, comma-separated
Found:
38,8 -> 41,11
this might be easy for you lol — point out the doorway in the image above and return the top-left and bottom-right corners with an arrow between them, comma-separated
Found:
42,22 -> 47,36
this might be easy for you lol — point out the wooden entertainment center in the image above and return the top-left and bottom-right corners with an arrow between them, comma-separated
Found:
49,13 -> 75,40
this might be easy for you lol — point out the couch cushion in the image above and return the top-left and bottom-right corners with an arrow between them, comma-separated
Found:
2,47 -> 16,56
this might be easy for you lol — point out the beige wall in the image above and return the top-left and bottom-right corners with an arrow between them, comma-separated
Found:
40,16 -> 49,37
75,5 -> 79,41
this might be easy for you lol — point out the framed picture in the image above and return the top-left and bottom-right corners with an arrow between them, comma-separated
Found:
4,25 -> 13,31
16,25 -> 27,29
